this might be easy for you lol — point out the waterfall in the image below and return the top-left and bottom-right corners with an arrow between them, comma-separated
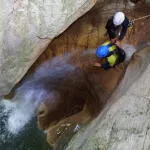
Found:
0,55 -> 76,150
7,55 -> 76,134
0,45 -> 136,149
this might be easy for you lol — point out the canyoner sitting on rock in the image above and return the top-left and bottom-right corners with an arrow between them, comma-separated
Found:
105,11 -> 129,47
94,41 -> 126,70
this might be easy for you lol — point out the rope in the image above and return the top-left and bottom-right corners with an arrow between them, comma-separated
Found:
132,14 -> 150,22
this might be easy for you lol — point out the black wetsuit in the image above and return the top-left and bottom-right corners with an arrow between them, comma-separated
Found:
101,46 -> 126,70
105,16 -> 129,41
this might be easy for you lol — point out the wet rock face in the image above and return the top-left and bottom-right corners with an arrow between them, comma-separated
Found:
2,0 -> 149,148
0,0 -> 96,95
37,67 -> 93,130
36,51 -> 126,147
33,0 -> 150,68
66,46 -> 150,150
33,0 -> 150,148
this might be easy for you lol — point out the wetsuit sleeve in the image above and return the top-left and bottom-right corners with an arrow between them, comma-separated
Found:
118,17 -> 129,41
105,17 -> 112,29
105,17 -> 116,39
115,46 -> 126,65
101,61 -> 112,70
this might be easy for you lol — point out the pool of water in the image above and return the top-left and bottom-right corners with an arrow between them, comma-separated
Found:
0,100 -> 51,150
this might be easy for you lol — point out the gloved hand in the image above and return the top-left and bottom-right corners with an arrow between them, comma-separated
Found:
94,62 -> 101,67
111,38 -> 116,44
116,40 -> 121,47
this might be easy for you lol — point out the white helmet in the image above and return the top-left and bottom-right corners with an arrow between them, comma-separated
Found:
113,12 -> 125,26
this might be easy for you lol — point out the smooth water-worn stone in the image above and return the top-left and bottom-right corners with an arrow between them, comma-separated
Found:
66,46 -> 150,150
0,0 -> 96,95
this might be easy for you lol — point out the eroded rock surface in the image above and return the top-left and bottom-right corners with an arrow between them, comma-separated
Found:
33,1 -> 150,148
2,0 -> 149,148
0,0 -> 96,95
33,0 -> 150,68
37,47 -> 131,146
66,46 -> 150,150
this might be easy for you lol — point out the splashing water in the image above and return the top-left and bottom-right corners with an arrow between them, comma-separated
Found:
5,55 -> 76,135
0,99 -> 51,150
122,44 -> 136,61
0,55 -> 75,150
1,43 -> 136,136
3,45 -> 136,135
0,100 -> 15,141
0,44 -> 137,148
7,89 -> 47,134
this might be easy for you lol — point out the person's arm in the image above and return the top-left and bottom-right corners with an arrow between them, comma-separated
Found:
105,17 -> 116,40
94,61 -> 111,70
114,46 -> 126,65
118,17 -> 129,41
105,17 -> 111,29
101,61 -> 112,70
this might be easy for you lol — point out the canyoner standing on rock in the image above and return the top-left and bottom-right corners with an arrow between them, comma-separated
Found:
94,41 -> 126,70
105,11 -> 130,47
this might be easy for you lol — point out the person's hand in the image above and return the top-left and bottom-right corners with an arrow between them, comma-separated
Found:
111,38 -> 116,44
94,62 -> 101,67
116,40 -> 121,47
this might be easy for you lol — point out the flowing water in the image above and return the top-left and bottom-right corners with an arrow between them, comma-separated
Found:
0,45 -> 136,150
0,55 -> 75,150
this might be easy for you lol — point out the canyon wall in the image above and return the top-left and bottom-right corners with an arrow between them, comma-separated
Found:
33,0 -> 150,148
0,0 -> 96,95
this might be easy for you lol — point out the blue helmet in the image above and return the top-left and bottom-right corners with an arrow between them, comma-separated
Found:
96,45 -> 109,58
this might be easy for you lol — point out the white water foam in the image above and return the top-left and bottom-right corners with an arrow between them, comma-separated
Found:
7,89 -> 47,134
122,44 -> 136,61
3,46 -> 136,135
5,55 -> 75,134
0,99 -> 15,142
